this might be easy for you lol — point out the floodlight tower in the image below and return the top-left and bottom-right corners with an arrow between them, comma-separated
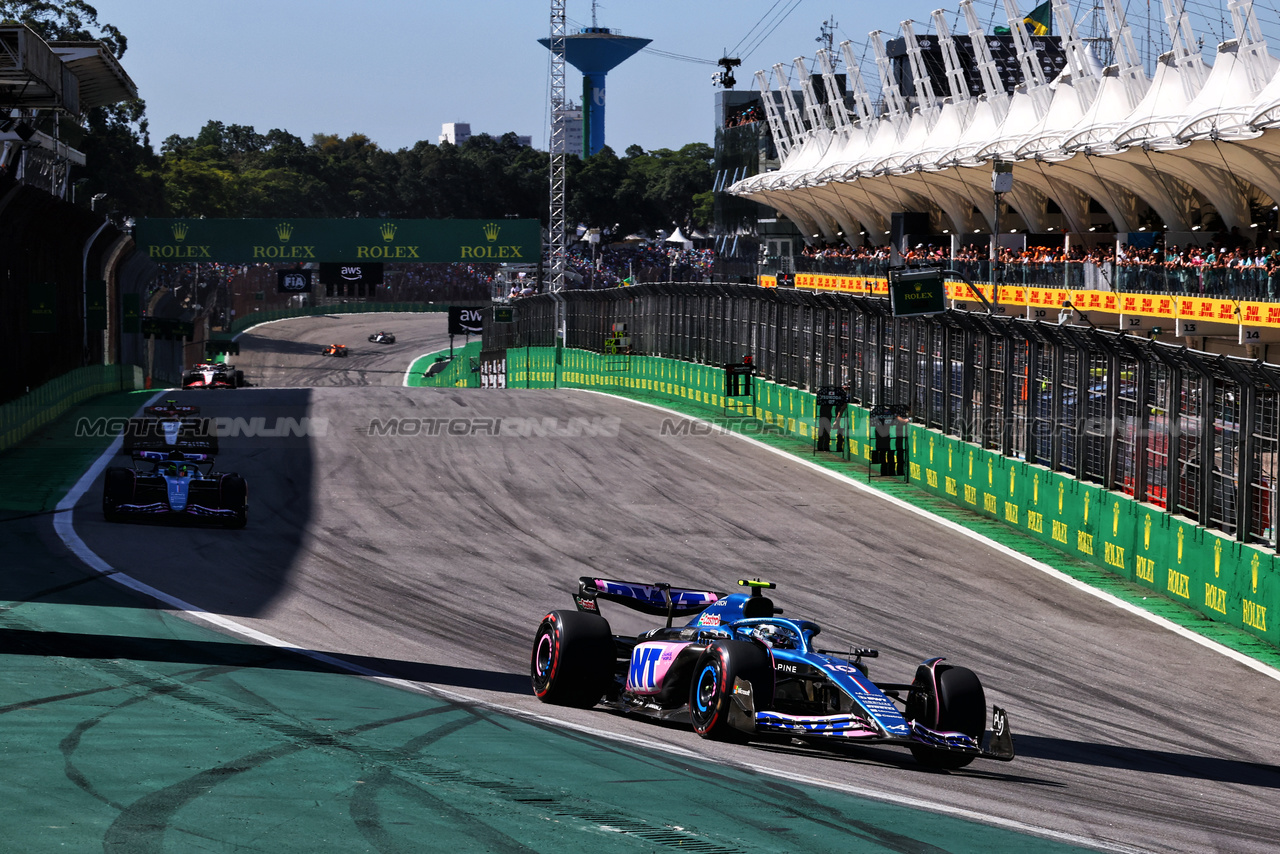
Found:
539,3 -> 650,156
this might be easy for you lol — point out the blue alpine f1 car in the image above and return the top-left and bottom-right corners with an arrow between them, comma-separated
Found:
102,450 -> 247,528
531,578 -> 1013,769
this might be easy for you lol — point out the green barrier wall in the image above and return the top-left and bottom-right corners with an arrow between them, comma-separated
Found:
229,302 -> 482,336
0,364 -> 143,453
496,346 -> 1276,649
908,427 -> 1275,646
409,341 -> 483,388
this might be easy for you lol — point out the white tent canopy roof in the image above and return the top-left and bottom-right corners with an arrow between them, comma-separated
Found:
727,0 -> 1280,239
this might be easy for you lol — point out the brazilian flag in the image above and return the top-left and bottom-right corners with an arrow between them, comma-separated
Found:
994,0 -> 1052,36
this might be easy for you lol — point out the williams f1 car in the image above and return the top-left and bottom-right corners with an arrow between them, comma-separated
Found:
532,578 -> 1014,769
103,450 -> 247,528
321,344 -> 349,357
122,399 -> 218,455
183,362 -> 245,389
368,331 -> 396,344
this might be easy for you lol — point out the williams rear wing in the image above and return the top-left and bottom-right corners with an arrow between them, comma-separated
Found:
576,577 -> 723,625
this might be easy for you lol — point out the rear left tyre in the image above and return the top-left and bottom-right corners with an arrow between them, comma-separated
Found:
530,610 -> 614,708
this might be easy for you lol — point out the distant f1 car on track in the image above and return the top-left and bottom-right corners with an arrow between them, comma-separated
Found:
321,344 -> 349,357
183,362 -> 245,389
103,450 -> 247,528
368,331 -> 396,344
122,398 -> 218,455
531,578 -> 1014,769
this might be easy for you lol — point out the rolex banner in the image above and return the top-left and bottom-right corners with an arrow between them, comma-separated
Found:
29,281 -> 56,333
87,279 -> 108,331
134,218 -> 541,265
121,293 -> 140,333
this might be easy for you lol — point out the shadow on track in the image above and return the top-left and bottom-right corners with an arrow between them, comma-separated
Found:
0,628 -> 530,696
1013,733 -> 1280,789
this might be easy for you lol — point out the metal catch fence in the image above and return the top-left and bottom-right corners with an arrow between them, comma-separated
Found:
483,283 -> 1280,550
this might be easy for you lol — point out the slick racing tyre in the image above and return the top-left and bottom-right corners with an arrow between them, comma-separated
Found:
689,640 -> 773,742
220,474 -> 248,529
102,467 -> 135,522
907,662 -> 986,769
530,610 -> 614,708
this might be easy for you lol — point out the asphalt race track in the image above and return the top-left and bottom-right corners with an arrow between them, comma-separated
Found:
71,313 -> 1280,853
233,311 -> 452,387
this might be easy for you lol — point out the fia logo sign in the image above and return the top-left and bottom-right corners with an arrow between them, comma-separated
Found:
276,270 -> 312,293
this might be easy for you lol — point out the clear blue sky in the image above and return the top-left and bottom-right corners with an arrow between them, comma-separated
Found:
96,1 -> 1269,155
99,0 -> 847,153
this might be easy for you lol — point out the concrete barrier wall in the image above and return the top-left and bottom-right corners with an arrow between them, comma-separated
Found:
0,363 -> 143,453
492,346 -> 1276,649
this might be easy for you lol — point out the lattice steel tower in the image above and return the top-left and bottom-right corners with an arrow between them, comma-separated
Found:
547,0 -> 568,292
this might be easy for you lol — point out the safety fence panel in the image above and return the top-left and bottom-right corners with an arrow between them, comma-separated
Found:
488,284 -> 1280,555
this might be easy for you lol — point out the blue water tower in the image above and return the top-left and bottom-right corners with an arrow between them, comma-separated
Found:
540,27 -> 651,157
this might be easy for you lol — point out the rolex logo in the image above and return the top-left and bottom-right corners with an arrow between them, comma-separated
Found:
171,222 -> 189,241
380,222 -> 397,242
483,222 -> 501,242
276,222 -> 294,241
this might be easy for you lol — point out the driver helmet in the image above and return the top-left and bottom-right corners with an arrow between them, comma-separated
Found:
754,623 -> 793,649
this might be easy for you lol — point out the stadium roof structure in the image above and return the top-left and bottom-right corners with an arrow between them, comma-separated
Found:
0,22 -> 138,197
728,0 -> 1280,240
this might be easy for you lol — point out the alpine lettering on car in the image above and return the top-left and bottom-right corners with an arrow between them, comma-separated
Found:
777,663 -> 798,674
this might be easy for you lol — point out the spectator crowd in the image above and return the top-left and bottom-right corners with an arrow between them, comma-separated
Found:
798,237 -> 1280,297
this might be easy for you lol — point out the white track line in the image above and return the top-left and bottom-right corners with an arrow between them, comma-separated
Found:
45,390 -> 1164,851
403,351 -> 444,387
574,388 -> 1280,684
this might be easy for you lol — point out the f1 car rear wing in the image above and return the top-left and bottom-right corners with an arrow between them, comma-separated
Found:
122,418 -> 218,455
576,577 -> 723,625
144,399 -> 200,417
135,450 -> 214,463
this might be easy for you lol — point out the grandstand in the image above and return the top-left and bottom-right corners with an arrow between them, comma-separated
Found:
726,0 -> 1280,362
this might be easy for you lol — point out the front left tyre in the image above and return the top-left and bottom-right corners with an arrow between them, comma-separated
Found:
906,662 -> 986,770
220,474 -> 248,529
689,640 -> 774,741
530,610 -> 614,708
102,467 -> 134,522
